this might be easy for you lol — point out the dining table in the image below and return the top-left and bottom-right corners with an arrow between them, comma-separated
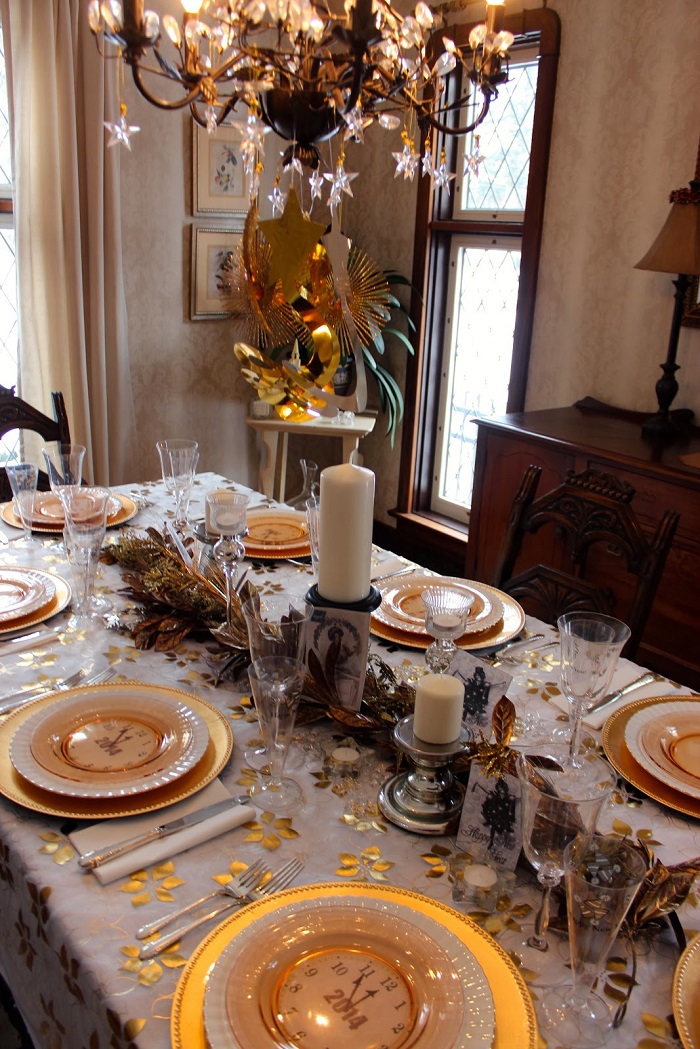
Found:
0,470 -> 697,1049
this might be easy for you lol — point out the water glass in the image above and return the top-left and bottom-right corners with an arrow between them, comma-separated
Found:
5,462 -> 38,546
61,486 -> 112,618
156,439 -> 199,531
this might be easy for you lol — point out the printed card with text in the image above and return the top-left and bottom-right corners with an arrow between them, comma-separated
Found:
456,767 -> 522,871
448,651 -> 512,731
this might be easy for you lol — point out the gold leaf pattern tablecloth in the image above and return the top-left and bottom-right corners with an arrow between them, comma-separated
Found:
0,473 -> 696,1049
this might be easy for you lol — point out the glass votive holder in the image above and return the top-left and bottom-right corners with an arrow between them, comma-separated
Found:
323,737 -> 368,780
450,851 -> 503,913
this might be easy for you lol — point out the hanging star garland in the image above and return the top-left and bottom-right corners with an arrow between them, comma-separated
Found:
259,188 -> 327,302
309,169 -> 324,204
323,153 -> 358,211
392,134 -> 420,181
105,104 -> 140,150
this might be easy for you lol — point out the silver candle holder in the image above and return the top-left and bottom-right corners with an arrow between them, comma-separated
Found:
378,715 -> 471,835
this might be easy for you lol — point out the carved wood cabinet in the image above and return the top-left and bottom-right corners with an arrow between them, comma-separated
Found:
465,403 -> 700,690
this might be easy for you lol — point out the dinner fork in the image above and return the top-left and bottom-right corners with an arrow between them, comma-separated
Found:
138,857 -> 304,959
0,665 -> 116,716
135,857 -> 269,940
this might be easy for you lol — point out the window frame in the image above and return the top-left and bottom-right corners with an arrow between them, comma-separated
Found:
392,7 -> 560,574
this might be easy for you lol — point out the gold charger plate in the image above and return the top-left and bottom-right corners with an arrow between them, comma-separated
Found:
602,695 -> 700,818
0,571 -> 71,638
244,510 -> 311,559
0,683 -> 232,819
1,493 -> 137,533
673,934 -> 700,1049
371,585 -> 525,652
375,572 -> 503,636
171,883 -> 537,1049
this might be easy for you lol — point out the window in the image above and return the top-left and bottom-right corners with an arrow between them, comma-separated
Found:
0,21 -> 18,464
394,9 -> 560,568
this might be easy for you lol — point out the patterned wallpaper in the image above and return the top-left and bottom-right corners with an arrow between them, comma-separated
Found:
118,0 -> 700,526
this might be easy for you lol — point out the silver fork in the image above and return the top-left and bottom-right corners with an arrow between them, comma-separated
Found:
0,664 -> 116,716
136,857 -> 269,940
138,857 -> 304,959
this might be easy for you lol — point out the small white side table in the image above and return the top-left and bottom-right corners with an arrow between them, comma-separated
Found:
246,414 -> 377,501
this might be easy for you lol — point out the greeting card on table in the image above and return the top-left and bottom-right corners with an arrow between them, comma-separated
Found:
456,767 -> 522,871
448,652 -> 511,731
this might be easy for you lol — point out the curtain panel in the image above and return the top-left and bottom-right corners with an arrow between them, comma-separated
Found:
0,0 -> 136,484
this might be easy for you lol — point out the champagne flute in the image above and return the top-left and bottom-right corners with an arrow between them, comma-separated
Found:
539,835 -> 648,1046
559,613 -> 631,765
60,485 -> 112,620
247,656 -> 307,813
156,439 -> 199,532
5,462 -> 38,547
205,490 -> 250,628
515,745 -> 616,973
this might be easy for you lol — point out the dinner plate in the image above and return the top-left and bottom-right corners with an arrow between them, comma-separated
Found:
625,701 -> 700,800
0,571 -> 71,637
371,584 -> 525,652
375,573 -> 503,636
0,568 -> 55,624
202,894 -> 495,1049
602,696 -> 700,818
1,493 -> 138,533
0,684 -> 232,818
10,687 -> 210,799
244,510 -> 311,558
172,883 -> 537,1049
26,491 -> 121,525
673,934 -> 700,1049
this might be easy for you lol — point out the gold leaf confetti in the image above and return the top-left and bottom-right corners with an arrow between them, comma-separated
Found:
372,860 -> 393,873
138,962 -> 163,987
606,957 -> 628,972
39,832 -> 63,843
155,888 -> 175,903
120,946 -> 141,959
39,843 -> 59,855
124,1019 -> 147,1040
336,866 -> 360,877
261,834 -> 281,850
160,876 -> 185,890
362,846 -> 381,861
612,818 -> 633,836
368,869 -> 389,882
52,845 -> 75,866
120,880 -> 148,894
161,955 -> 188,969
603,984 -> 627,1004
130,892 -> 152,907
153,862 -> 175,879
339,852 -> 359,866
121,959 -> 142,974
641,1014 -> 669,1038
244,828 -> 264,843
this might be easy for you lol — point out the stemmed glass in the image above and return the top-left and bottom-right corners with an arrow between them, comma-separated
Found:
206,490 -> 250,629
421,586 -> 475,672
42,443 -> 86,493
247,656 -> 307,813
515,744 -> 616,979
60,485 -> 113,620
559,613 -> 631,765
156,439 -> 199,532
305,495 -> 320,579
5,462 -> 39,547
540,835 -> 648,1046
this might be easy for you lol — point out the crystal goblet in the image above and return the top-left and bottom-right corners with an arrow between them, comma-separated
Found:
558,613 -> 631,765
60,485 -> 112,620
515,745 -> 616,972
421,586 -> 475,672
5,461 -> 39,547
156,439 -> 199,532
206,490 -> 250,629
248,656 -> 307,813
539,835 -> 648,1047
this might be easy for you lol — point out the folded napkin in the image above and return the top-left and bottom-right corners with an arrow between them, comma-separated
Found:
69,780 -> 253,885
370,556 -> 412,582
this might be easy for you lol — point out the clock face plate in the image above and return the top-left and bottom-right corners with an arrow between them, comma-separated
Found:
9,685 -> 210,798
202,896 -> 495,1049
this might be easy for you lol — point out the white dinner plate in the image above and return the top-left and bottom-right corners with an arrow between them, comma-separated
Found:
244,510 -> 311,558
203,894 -> 495,1049
0,568 -> 55,624
10,685 -> 210,799
374,573 -> 503,637
625,700 -> 700,800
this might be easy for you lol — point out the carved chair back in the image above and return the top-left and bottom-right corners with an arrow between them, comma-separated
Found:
0,385 -> 71,502
491,465 -> 679,659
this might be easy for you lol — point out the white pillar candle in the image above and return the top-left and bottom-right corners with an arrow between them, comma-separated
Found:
317,463 -> 374,604
413,674 -> 464,745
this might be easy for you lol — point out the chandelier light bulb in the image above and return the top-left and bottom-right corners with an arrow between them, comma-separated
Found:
180,0 -> 202,14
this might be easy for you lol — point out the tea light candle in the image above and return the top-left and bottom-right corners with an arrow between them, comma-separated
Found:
331,746 -> 360,765
205,489 -> 229,533
413,674 -> 464,745
205,490 -> 248,535
432,612 -> 462,631
464,863 -> 498,890
317,463 -> 374,604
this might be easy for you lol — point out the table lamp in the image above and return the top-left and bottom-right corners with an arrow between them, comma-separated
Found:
635,139 -> 700,439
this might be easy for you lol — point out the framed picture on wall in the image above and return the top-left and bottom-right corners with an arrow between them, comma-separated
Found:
193,123 -> 247,215
683,275 -> 700,328
190,227 -> 241,320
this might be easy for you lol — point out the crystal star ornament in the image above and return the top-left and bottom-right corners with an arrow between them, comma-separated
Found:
323,154 -> 358,212
259,187 -> 326,301
309,169 -> 324,203
392,140 -> 420,181
432,150 -> 456,192
465,134 -> 485,178
323,222 -> 352,304
343,104 -> 369,143
421,144 -> 434,177
105,106 -> 140,150
268,179 -> 287,217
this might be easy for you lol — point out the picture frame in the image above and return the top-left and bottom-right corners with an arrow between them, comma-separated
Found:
193,123 -> 247,215
190,227 -> 241,320
682,275 -> 700,328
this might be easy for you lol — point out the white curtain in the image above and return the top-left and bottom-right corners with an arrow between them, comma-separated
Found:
0,0 -> 136,484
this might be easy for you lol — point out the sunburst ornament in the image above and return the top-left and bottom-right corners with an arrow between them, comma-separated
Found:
309,243 -> 392,356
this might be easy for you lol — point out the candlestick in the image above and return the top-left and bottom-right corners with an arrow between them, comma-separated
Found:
317,463 -> 374,605
413,674 -> 464,745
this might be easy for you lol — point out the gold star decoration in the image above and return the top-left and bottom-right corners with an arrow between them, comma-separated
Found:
259,188 -> 326,302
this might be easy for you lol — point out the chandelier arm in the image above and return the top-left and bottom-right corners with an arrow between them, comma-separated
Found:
422,93 -> 491,136
129,62 -> 204,110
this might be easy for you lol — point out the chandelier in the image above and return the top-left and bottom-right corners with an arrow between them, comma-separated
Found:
89,0 -> 512,186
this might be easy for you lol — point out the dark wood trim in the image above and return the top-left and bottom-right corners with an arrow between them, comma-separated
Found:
0,199 -> 13,213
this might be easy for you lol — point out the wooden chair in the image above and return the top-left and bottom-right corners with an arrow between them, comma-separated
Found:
491,465 -> 679,660
0,384 -> 71,502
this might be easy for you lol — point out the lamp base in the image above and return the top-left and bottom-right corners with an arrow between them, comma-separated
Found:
641,406 -> 695,440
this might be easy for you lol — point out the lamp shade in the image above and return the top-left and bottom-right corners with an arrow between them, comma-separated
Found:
635,197 -> 700,276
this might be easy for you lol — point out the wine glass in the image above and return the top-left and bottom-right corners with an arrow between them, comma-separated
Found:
42,443 -> 86,493
559,613 -> 631,765
515,744 -> 616,976
205,490 -> 250,629
421,586 -> 475,672
539,835 -> 648,1047
5,461 -> 38,547
247,656 -> 307,813
60,485 -> 113,620
156,439 -> 199,532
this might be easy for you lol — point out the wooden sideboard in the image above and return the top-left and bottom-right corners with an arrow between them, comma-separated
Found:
465,401 -> 700,690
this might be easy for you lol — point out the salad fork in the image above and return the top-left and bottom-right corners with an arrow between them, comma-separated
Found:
138,857 -> 304,959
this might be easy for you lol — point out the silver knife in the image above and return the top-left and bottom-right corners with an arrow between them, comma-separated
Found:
77,796 -> 252,870
586,672 -> 657,717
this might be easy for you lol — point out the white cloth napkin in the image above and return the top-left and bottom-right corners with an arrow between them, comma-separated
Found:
370,557 -> 412,582
69,780 -> 254,885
